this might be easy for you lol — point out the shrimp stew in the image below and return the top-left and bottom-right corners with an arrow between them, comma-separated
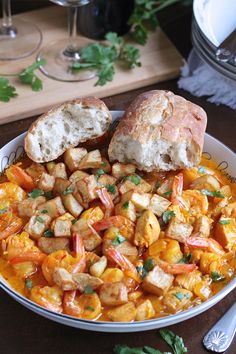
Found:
0,145 -> 235,322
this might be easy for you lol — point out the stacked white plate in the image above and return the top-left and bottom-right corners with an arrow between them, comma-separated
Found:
192,0 -> 236,80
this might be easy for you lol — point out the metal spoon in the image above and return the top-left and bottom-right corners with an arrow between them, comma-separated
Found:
203,302 -> 236,352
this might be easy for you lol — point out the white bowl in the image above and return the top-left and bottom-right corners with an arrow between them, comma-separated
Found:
0,111 -> 235,332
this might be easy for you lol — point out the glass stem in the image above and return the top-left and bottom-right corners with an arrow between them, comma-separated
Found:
2,0 -> 12,28
63,6 -> 80,60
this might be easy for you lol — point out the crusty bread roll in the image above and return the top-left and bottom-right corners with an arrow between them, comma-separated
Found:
25,97 -> 111,163
108,90 -> 207,171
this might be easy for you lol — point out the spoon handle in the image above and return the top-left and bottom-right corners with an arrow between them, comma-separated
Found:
203,302 -> 236,352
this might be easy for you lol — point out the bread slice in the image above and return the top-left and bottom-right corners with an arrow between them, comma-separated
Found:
108,90 -> 207,172
25,97 -> 111,163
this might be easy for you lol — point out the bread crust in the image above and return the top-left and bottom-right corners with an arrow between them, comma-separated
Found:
25,97 -> 111,163
108,90 -> 207,171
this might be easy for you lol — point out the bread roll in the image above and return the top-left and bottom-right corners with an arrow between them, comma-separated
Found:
108,90 -> 207,171
25,97 -> 111,163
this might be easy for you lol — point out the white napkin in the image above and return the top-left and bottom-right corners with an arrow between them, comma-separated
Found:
178,49 -> 236,110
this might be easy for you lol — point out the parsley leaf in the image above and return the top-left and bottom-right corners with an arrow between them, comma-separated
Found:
28,189 -> 44,199
162,211 -> 175,224
159,329 -> 187,354
44,191 -> 53,200
201,189 -> 224,198
113,344 -> 164,354
25,279 -> 33,290
173,292 -> 185,300
71,219 -> 78,225
163,191 -> 172,197
178,253 -> 192,264
0,207 -> 8,215
111,234 -> 126,246
44,230 -> 54,238
85,306 -> 95,312
19,59 -> 46,91
36,216 -> 44,223
0,77 -> 17,102
125,175 -> 141,185
84,286 -> 95,294
198,166 -> 206,174
106,184 -> 116,194
211,271 -> 225,282
123,201 -> 129,209
41,209 -> 48,214
218,219 -> 230,225
138,258 -> 155,279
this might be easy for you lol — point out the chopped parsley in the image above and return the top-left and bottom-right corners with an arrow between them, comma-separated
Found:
96,169 -> 105,177
62,187 -> 74,196
71,219 -> 78,225
41,209 -> 48,214
0,207 -> 8,215
163,190 -> 172,197
85,306 -> 95,312
28,188 -> 44,198
123,201 -> 129,209
44,191 -> 53,200
84,286 -> 95,294
25,279 -> 33,290
111,234 -> 126,246
36,216 -> 44,223
44,230 -> 54,237
201,189 -> 224,198
100,161 -> 106,167
178,253 -> 192,264
219,219 -> 230,225
198,166 -> 206,174
106,184 -> 116,194
162,210 -> 175,224
159,329 -> 188,354
137,258 -> 155,279
211,271 -> 225,282
173,292 -> 185,300
155,181 -> 161,189
125,175 -> 141,185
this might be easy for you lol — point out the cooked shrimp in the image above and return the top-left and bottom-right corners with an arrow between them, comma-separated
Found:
30,285 -> 63,312
96,187 -> 114,218
63,290 -> 101,319
186,235 -> 225,255
6,165 -> 35,191
171,173 -> 183,206
93,216 -> 135,240
42,234 -> 86,285
156,259 -> 197,275
0,182 -> 26,208
182,190 -> 208,216
0,214 -> 23,240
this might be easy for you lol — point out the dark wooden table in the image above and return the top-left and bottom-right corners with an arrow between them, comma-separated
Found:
0,2 -> 235,354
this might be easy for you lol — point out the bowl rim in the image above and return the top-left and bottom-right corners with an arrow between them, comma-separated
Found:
0,111 -> 235,331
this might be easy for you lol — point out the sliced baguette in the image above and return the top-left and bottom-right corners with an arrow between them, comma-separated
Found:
25,97 -> 111,163
108,90 -> 207,171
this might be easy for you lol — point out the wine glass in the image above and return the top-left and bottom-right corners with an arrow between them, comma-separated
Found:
0,0 -> 42,60
37,0 -> 96,82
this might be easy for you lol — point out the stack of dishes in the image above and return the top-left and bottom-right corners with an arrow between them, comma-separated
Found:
192,0 -> 236,80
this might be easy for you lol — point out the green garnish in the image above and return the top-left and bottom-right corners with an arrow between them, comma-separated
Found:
25,279 -> 33,290
0,207 -> 8,215
96,169 -> 105,176
84,286 -> 95,294
163,190 -> 172,197
178,253 -> 192,264
44,230 -> 54,238
159,329 -> 188,354
44,191 -> 53,200
62,187 -> 74,196
201,189 -> 224,198
113,345 -> 164,354
173,292 -> 185,300
106,184 -> 116,194
137,258 -> 155,279
72,32 -> 141,87
219,219 -> 230,225
211,271 -> 225,282
123,201 -> 129,209
28,189 -> 44,199
125,175 -> 141,185
100,161 -> 106,167
0,77 -> 17,102
41,209 -> 48,214
71,219 -> 78,225
19,59 -> 46,91
36,216 -> 44,223
162,210 -> 175,224
198,166 -> 206,174
85,306 -> 95,312
111,234 -> 126,246
155,181 -> 161,189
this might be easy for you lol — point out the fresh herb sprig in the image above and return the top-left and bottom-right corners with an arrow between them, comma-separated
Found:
128,0 -> 192,45
0,59 -> 46,102
72,32 -> 141,87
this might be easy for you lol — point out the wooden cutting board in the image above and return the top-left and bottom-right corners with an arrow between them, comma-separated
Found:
0,6 -> 183,125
